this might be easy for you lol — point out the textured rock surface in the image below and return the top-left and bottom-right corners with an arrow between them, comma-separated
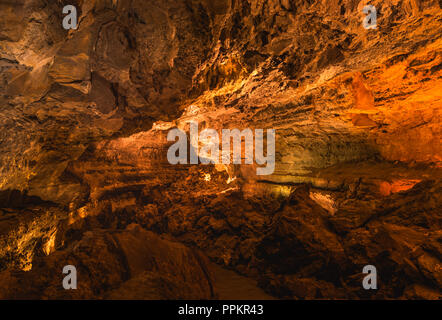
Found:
1,0 -> 441,203
0,224 -> 217,299
0,0 -> 441,299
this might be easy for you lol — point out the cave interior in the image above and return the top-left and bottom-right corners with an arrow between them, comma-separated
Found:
0,0 -> 441,300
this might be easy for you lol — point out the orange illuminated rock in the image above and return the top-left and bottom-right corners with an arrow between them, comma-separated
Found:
379,179 -> 422,196
0,0 -> 441,300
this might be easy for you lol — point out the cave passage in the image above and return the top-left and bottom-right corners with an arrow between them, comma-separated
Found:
0,0 -> 441,300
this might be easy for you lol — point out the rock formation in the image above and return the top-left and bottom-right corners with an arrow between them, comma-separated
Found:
0,0 -> 441,299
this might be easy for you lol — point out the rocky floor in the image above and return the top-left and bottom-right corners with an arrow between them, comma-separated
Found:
0,159 -> 440,299
209,262 -> 275,300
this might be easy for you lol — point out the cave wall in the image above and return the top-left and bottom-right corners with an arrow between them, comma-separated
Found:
1,0 -> 441,204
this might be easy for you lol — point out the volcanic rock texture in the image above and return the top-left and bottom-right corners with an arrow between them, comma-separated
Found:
0,0 -> 441,299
